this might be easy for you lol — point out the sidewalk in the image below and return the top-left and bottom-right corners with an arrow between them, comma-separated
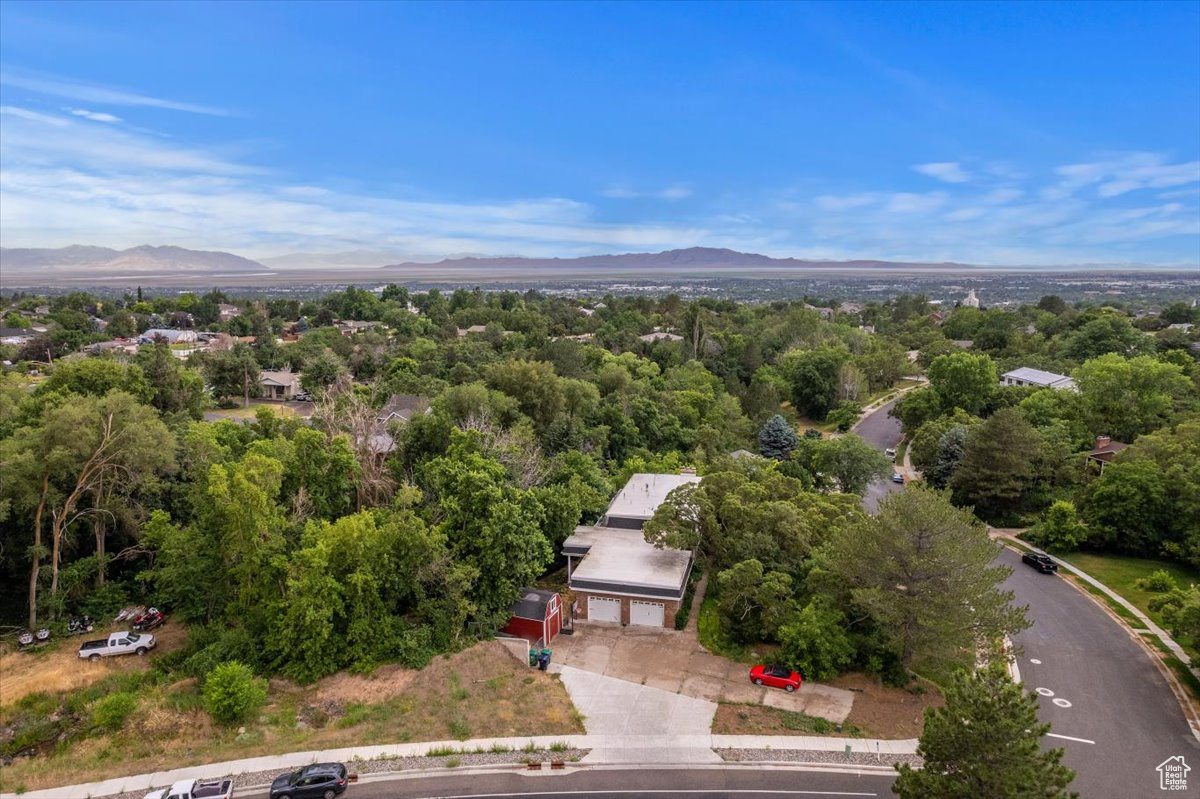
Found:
2,732 -> 918,799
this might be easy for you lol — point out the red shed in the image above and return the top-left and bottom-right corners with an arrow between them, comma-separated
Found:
501,588 -> 562,646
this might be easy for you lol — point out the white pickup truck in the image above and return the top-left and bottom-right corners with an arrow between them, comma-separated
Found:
78,631 -> 156,660
144,778 -> 234,799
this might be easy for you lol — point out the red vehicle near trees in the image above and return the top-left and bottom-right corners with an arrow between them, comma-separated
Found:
749,664 -> 802,692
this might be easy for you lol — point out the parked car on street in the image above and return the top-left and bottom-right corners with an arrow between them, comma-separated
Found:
79,631 -> 155,660
749,664 -> 802,692
144,777 -> 233,799
1022,552 -> 1059,574
270,762 -> 349,799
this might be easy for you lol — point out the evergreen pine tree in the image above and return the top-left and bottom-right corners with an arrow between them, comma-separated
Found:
758,413 -> 798,459
894,665 -> 1077,799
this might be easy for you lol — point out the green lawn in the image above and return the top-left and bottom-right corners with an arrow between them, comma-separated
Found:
1060,551 -> 1200,656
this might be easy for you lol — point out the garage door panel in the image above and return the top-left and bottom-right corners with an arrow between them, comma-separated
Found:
630,600 -> 664,627
588,596 -> 621,623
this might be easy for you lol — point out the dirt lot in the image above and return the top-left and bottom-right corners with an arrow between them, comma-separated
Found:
830,673 -> 943,739
0,623 -> 188,708
0,640 -> 582,794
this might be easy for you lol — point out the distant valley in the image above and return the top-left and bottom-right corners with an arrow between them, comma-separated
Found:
1,244 -> 1193,289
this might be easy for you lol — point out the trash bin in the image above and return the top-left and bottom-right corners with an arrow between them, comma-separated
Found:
529,648 -> 539,667
537,648 -> 552,671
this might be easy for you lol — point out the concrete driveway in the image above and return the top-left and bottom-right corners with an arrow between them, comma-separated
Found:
550,623 -> 854,723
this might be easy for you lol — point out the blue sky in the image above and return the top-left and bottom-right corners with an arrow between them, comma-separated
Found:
1,1 -> 1198,265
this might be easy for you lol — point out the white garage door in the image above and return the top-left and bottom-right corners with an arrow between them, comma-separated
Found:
588,596 -> 621,623
630,600 -> 664,627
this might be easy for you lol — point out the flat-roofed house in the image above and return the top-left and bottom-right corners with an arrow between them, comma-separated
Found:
563,472 -> 700,628
1001,367 -> 1076,391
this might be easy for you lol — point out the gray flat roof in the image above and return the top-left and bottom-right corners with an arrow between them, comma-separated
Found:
568,526 -> 691,596
604,473 -> 700,522
1002,367 -> 1075,388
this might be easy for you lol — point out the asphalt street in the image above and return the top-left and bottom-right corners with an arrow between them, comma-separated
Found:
1001,547 -> 1199,798
852,399 -> 903,513
242,766 -> 896,799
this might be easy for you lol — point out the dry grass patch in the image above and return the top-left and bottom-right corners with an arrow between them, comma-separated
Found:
0,623 -> 187,708
0,639 -> 583,794
713,703 -> 862,737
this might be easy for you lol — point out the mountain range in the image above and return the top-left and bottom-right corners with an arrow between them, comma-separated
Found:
378,247 -> 976,274
0,244 -> 1185,287
0,245 -> 267,274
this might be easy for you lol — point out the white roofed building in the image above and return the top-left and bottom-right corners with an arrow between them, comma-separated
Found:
562,471 -> 700,628
1001,367 -> 1076,391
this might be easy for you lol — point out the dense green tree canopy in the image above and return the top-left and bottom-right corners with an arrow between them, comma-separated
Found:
895,665 -> 1077,799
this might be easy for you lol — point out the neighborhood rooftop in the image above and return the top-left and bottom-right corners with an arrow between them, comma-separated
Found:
1001,367 -> 1076,389
564,525 -> 692,597
603,472 -> 700,523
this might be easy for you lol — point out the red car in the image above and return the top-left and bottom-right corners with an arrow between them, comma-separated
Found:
750,664 -> 802,692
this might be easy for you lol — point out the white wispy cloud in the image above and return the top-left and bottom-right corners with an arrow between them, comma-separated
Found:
0,89 -> 1196,266
884,192 -> 947,213
602,185 -> 693,200
0,70 -> 229,116
0,105 -> 68,126
1049,153 -> 1200,199
913,161 -> 970,183
814,192 -> 879,210
66,107 -> 122,123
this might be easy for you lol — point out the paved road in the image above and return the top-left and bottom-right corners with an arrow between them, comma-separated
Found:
1001,547 -> 1199,798
241,766 -> 896,798
853,399 -> 903,513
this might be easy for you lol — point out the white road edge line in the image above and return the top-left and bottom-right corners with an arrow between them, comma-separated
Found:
1046,733 -> 1096,745
427,787 -> 878,791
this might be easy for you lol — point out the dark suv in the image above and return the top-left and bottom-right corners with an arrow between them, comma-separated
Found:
270,762 -> 348,799
1022,552 -> 1058,574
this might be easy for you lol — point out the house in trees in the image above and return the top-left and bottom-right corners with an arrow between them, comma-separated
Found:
1000,367 -> 1076,391
376,394 -> 430,425
638,331 -> 683,343
501,588 -> 563,646
218,303 -> 241,321
0,327 -> 38,345
1085,435 -> 1128,474
259,369 -> 300,400
139,328 -> 197,345
563,471 -> 699,628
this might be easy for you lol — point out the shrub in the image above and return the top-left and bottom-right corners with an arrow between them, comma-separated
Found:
91,692 -> 138,732
826,401 -> 862,433
79,582 -> 131,621
1026,500 -> 1087,553
1134,569 -> 1178,593
778,601 -> 855,681
202,661 -> 267,725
